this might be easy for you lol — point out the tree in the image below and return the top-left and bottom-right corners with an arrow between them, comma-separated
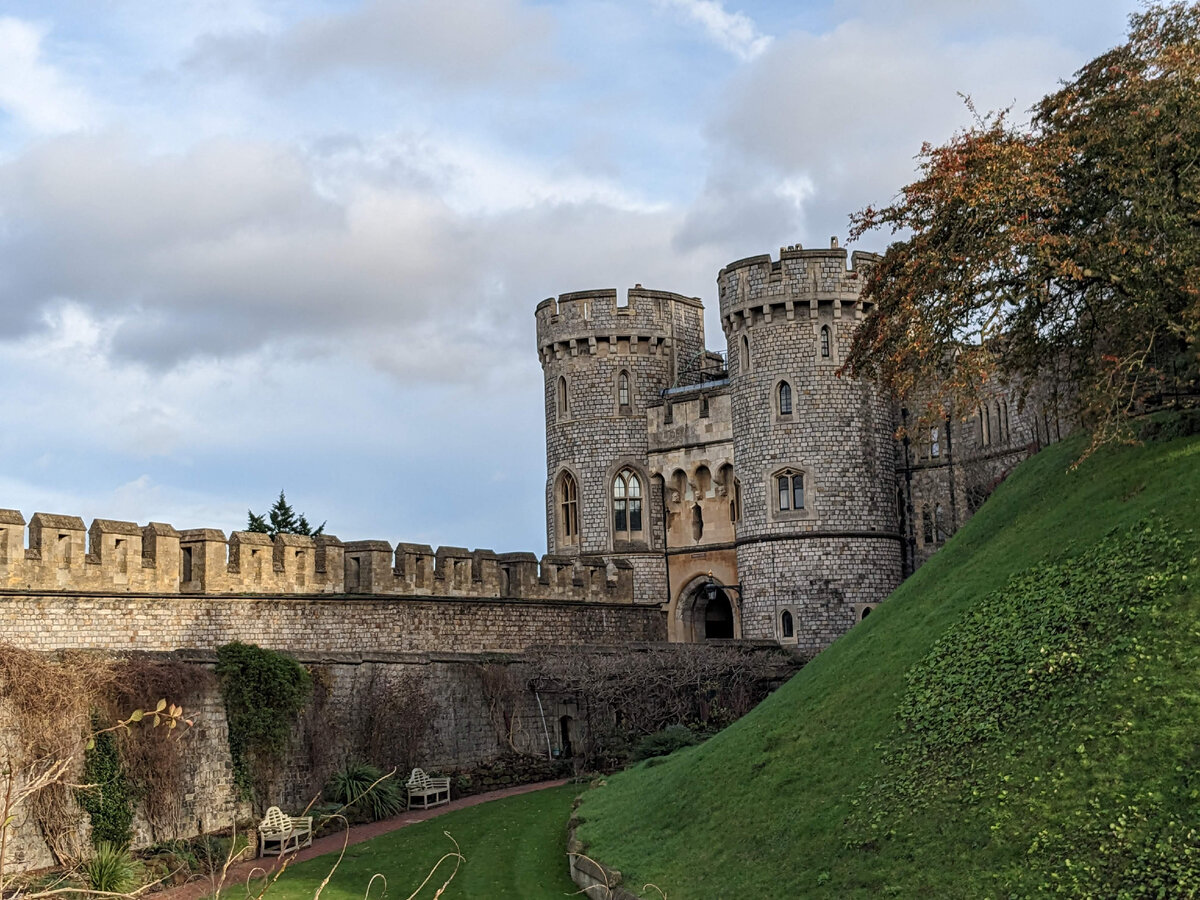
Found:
247,490 -> 325,538
845,2 -> 1200,453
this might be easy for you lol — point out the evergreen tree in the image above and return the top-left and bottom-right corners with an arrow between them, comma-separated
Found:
246,491 -> 325,538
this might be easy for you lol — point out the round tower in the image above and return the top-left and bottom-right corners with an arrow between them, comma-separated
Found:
718,242 -> 901,652
535,286 -> 706,604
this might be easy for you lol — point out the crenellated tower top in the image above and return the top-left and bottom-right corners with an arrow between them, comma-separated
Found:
535,286 -> 703,365
717,241 -> 879,334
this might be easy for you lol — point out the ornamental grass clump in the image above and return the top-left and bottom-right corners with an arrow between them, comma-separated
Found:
325,761 -> 404,822
84,842 -> 142,895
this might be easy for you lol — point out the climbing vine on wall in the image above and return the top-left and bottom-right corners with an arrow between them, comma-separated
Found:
78,713 -> 133,849
215,642 -> 312,799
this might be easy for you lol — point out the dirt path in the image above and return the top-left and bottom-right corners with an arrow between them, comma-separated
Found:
157,779 -> 571,900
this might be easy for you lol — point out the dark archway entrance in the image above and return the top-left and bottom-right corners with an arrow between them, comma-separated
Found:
704,590 -> 734,639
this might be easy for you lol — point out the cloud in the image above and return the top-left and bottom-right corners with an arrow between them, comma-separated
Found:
0,126 -> 726,380
0,17 -> 97,134
188,0 -> 555,90
654,0 -> 772,61
681,15 -> 1090,251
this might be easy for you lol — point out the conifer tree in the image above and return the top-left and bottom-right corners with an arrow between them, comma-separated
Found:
246,491 -> 325,538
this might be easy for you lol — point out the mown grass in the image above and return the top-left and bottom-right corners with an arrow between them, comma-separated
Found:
574,429 -> 1200,898
260,785 -> 578,900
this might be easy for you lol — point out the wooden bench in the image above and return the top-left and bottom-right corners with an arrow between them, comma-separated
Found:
258,806 -> 313,856
406,768 -> 451,810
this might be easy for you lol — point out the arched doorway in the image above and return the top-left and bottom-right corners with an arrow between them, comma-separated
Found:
704,590 -> 734,639
675,576 -> 740,642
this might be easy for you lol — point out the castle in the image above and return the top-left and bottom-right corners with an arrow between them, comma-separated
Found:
0,240 -> 1068,870
0,240 -> 1065,659
537,240 -> 1067,653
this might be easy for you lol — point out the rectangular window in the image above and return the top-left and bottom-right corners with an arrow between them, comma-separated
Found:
181,546 -> 193,582
629,499 -> 642,532
614,501 -> 627,532
792,475 -> 805,509
778,476 -> 790,510
931,427 -> 940,458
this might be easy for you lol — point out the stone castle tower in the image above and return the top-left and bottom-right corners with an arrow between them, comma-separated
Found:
536,241 -> 1053,654
717,245 -> 901,647
534,287 -> 706,602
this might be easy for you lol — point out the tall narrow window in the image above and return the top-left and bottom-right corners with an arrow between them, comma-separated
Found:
922,506 -> 934,544
557,376 -> 568,420
558,472 -> 579,547
935,503 -> 947,543
776,469 -> 805,511
613,469 -> 643,540
741,335 -> 751,372
1002,400 -> 1010,440
781,610 -> 794,638
778,381 -> 793,416
995,401 -> 1005,443
820,325 -> 831,358
617,371 -> 630,409
930,426 -> 940,458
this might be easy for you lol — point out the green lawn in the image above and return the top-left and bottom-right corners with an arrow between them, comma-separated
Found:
574,427 -> 1200,898
259,785 -> 578,900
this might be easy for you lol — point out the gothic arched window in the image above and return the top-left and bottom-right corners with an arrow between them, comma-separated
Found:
617,370 -> 630,410
557,376 -> 569,420
778,381 -> 793,416
613,469 -> 643,540
557,472 -> 579,547
741,334 -> 751,372
820,324 -> 831,358
781,610 -> 794,638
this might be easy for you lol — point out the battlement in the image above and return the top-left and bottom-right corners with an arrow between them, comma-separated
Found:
717,241 -> 880,328
536,286 -> 704,363
0,508 -> 636,604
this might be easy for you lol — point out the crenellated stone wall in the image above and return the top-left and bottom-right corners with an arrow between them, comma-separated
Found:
0,510 -> 635,604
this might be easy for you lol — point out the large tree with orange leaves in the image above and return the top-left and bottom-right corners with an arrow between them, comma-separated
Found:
846,2 -> 1200,450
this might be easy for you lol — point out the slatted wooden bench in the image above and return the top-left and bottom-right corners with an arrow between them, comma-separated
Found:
257,806 -> 313,856
406,768 -> 451,810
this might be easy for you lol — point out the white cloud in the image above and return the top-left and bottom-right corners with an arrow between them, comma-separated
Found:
682,16 -> 1092,251
654,0 -> 772,61
189,0 -> 555,89
0,17 -> 97,134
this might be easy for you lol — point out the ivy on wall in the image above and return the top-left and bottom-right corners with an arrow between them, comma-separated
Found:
78,713 -> 133,849
215,642 -> 312,800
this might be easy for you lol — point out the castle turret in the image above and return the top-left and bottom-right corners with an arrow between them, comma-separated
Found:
719,242 -> 902,652
536,286 -> 705,604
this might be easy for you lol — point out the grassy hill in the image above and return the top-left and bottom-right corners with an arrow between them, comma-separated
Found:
574,426 -> 1200,898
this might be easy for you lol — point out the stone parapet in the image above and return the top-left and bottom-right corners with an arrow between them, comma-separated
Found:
0,510 -> 635,603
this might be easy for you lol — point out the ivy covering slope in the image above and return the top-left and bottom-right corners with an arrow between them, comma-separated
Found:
574,427 -> 1200,898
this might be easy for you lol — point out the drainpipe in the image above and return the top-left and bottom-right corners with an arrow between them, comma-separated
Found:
659,475 -> 672,616
534,690 -> 553,760
900,407 -> 916,577
945,409 -> 958,534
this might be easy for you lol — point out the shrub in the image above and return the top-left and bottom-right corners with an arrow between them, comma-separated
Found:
325,761 -> 404,822
85,842 -> 141,894
631,725 -> 702,761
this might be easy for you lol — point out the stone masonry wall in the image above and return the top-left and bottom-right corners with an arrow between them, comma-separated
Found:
0,592 -> 665,654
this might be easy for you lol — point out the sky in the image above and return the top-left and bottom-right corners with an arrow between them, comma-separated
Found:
0,0 -> 1136,555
